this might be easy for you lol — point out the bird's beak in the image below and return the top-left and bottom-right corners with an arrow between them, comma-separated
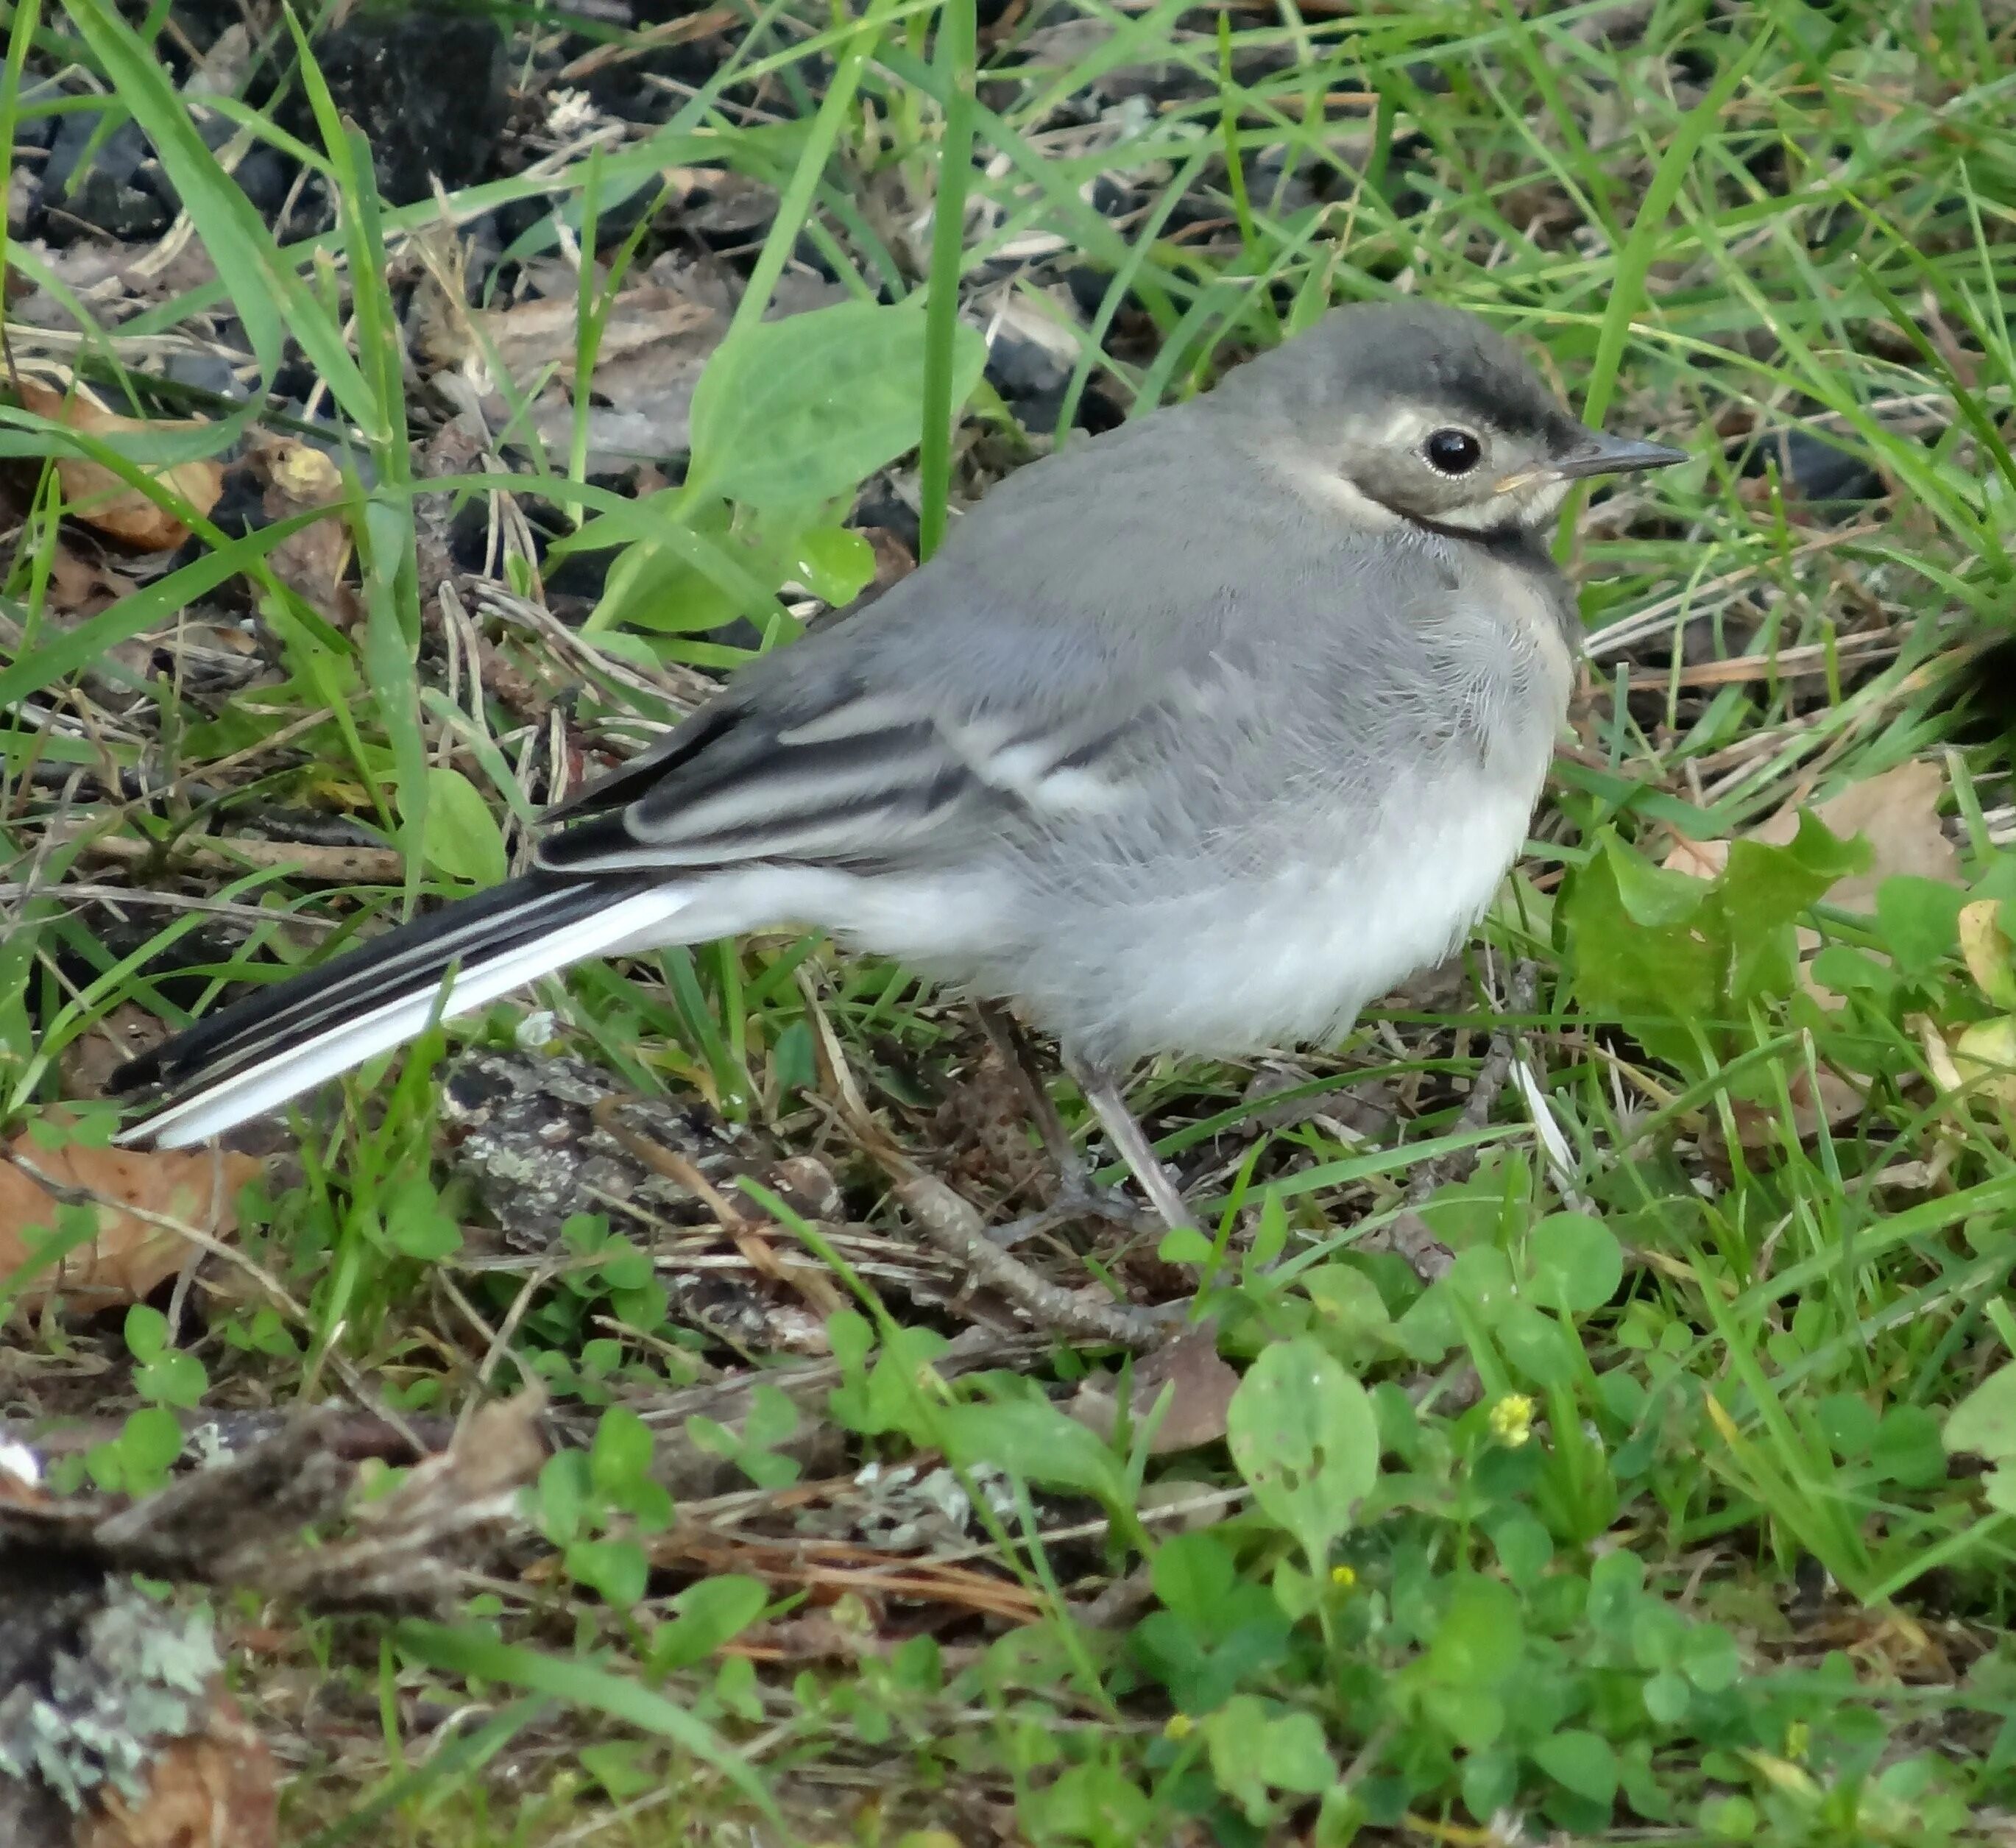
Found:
1494,431 -> 1688,496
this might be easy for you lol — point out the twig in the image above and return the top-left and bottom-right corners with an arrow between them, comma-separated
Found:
56,826 -> 406,884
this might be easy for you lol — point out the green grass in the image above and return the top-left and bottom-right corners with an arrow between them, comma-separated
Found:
5,0 -> 2016,1842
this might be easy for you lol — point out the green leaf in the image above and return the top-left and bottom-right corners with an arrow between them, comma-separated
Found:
124,1303 -> 169,1364
579,1741 -> 657,1801
1642,1668 -> 1691,1723
650,1576 -> 770,1674
1562,816 -> 1865,1072
590,1407 -> 657,1500
1423,1576 -> 1524,1687
1680,1624 -> 1741,1692
117,1406 -> 185,1491
788,525 -> 875,604
565,1536 -> 648,1607
383,1174 -> 461,1260
1446,1247 -> 1517,1324
1205,1696 -> 1336,1822
396,1621 -> 774,1819
1226,1337 -> 1380,1573
1151,1529 -> 1237,1625
136,1349 -> 208,1411
1605,833 -> 1710,927
1533,1730 -> 1619,1807
1944,1361 -> 2016,1462
1301,1262 -> 1397,1359
938,1396 -> 1128,1508
1527,1212 -> 1624,1314
687,301 -> 986,509
1875,876 -> 1967,979
1497,1302 -> 1579,1387
418,767 -> 509,887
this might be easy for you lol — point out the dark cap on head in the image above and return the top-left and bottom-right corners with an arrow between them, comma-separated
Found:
1214,300 -> 1582,450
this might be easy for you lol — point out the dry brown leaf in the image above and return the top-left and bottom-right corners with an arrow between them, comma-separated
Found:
1069,1321 -> 1236,1454
0,1132 -> 259,1312
59,1003 -> 166,1102
241,429 -> 359,628
1663,760 -> 1962,906
1727,1064 -> 1866,1153
45,542 -> 138,619
74,1687 -> 277,1848
14,377 -> 224,550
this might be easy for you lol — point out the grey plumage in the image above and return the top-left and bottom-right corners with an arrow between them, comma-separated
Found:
115,301 -> 1684,1172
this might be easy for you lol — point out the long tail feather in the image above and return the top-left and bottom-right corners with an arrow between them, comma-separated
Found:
115,871 -> 688,1148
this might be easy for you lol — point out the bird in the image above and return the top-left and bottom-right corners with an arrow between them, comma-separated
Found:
113,300 -> 1685,1228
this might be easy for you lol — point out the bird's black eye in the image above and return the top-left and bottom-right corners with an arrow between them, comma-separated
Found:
1427,429 -> 1491,475
1424,428 -> 1482,475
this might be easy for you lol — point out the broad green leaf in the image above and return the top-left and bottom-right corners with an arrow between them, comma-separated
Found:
788,525 -> 875,604
1534,1730 -> 1619,1807
650,1576 -> 770,1673
1944,1361 -> 2016,1462
1875,876 -> 1967,980
397,1621 -> 774,1819
417,767 -> 509,887
938,1396 -> 1128,1509
1562,816 -> 1864,1073
1605,832 -> 1710,927
1226,1337 -> 1379,1573
590,1406 -> 657,1499
1527,1212 -> 1624,1314
1496,1301 -> 1578,1387
1151,1529 -> 1237,1625
687,300 -> 986,509
383,1174 -> 461,1260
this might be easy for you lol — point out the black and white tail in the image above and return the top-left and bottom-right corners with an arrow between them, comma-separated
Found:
114,871 -> 693,1148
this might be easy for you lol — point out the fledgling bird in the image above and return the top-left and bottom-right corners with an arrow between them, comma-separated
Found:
113,301 -> 1683,1225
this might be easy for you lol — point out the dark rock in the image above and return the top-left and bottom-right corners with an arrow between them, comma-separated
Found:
43,109 -> 143,197
291,3 -> 509,205
852,477 -> 921,562
985,325 -> 1072,400
1089,173 -> 1137,217
12,109 -> 55,153
1746,426 -> 1886,504
1063,263 -> 1114,319
231,147 -> 290,218
163,350 -> 247,402
42,112 -> 169,241
440,1049 -> 841,1250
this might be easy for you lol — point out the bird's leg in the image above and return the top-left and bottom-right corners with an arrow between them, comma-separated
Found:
1065,1052 -> 1196,1232
973,1004 -> 1159,1246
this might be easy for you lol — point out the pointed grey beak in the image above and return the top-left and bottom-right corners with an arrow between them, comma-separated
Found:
1494,431 -> 1688,496
1550,431 -> 1689,481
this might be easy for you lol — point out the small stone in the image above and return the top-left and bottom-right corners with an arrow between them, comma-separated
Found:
291,2 -> 508,205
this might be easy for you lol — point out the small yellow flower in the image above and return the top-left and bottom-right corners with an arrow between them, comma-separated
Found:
1489,1393 -> 1535,1448
1164,1712 -> 1195,1741
1330,1564 -> 1358,1590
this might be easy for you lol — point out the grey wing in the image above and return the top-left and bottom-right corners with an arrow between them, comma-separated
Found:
533,605 -> 1175,878
534,407 -> 1313,879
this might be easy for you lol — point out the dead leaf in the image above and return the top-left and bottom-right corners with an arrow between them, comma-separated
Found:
75,1688 -> 277,1848
416,277 -> 725,465
13,375 -> 224,550
0,1131 -> 259,1312
1727,1063 -> 1867,1153
1069,1321 -> 1236,1454
1661,834 -> 1730,881
1663,760 -> 1962,907
59,1003 -> 165,1102
241,429 -> 359,627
